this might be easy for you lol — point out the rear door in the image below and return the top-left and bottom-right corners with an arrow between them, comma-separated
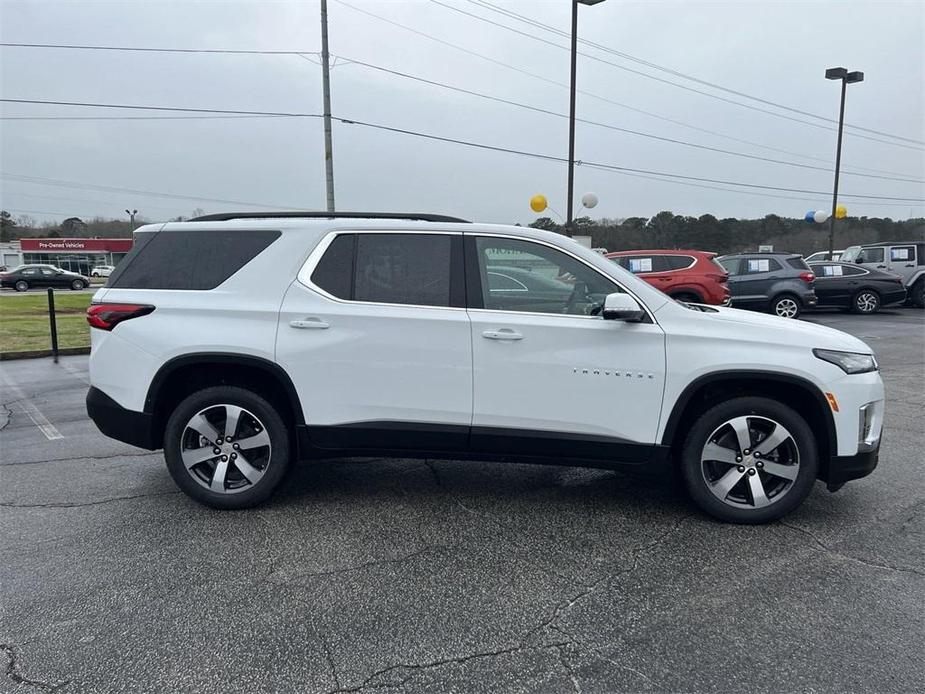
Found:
811,263 -> 852,305
886,245 -> 917,284
277,230 -> 473,452
732,257 -> 783,307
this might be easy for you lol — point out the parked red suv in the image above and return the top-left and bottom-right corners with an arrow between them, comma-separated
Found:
605,249 -> 730,305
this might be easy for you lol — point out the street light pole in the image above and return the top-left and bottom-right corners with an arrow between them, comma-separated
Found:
320,0 -> 336,212
125,208 -> 137,230
824,67 -> 863,257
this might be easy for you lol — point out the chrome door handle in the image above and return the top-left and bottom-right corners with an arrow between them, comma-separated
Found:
290,318 -> 330,329
482,329 -> 523,341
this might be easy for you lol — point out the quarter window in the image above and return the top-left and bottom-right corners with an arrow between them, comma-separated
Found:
475,237 -> 620,315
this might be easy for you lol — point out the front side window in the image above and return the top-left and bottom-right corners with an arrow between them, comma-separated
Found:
475,237 -> 620,316
858,247 -> 884,263
311,233 -> 455,308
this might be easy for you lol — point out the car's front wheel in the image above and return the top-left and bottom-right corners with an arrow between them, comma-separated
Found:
770,294 -> 801,319
71,279 -> 86,290
852,289 -> 880,314
680,396 -> 818,523
911,279 -> 924,309
164,386 -> 291,509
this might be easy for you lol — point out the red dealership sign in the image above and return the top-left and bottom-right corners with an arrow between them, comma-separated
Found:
19,238 -> 134,252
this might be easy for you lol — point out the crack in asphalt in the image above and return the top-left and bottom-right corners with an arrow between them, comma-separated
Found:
778,521 -> 925,577
0,451 -> 161,467
1,643 -> 70,692
321,636 -> 342,691
326,641 -> 572,694
553,642 -> 582,694
0,490 -> 181,509
0,403 -> 12,432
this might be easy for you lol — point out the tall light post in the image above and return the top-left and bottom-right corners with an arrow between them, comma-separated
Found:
566,0 -> 606,237
125,208 -> 137,230
824,67 -> 863,257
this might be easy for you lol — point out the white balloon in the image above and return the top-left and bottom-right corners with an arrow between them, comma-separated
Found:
813,210 -> 830,224
581,192 -> 599,209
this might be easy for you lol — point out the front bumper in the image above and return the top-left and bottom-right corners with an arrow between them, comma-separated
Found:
86,386 -> 159,450
823,437 -> 881,492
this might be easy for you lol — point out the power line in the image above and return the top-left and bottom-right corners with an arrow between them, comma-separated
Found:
3,96 -> 922,199
0,42 -> 315,56
465,0 -> 925,146
0,98 -> 323,118
0,114 -> 289,121
426,0 -> 924,152
339,56 -> 924,185
333,116 -> 925,202
0,173 -> 302,209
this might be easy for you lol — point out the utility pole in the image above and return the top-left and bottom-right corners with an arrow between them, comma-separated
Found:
824,67 -> 863,257
566,0 -> 579,237
320,0 -> 336,212
125,209 -> 137,230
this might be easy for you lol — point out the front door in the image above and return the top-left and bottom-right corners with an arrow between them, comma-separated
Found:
466,235 -> 666,462
277,231 -> 472,452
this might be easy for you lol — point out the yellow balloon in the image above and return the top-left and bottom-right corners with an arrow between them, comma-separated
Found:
530,194 -> 548,213
835,205 -> 848,219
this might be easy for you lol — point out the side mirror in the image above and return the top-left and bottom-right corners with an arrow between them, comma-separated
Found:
55,269 -> 64,274
602,292 -> 645,322
855,258 -> 864,264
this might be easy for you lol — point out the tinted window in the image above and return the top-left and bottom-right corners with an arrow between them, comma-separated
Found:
487,271 -> 528,291
841,265 -> 866,276
744,257 -> 782,274
663,255 -> 695,271
787,257 -> 811,271
813,263 -> 845,277
109,229 -> 280,290
354,234 -> 452,307
21,268 -> 38,276
476,237 -> 620,315
858,247 -> 884,263
717,258 -> 740,275
311,233 -> 355,299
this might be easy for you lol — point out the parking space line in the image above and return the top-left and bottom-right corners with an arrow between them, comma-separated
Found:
60,361 -> 90,385
0,368 -> 64,441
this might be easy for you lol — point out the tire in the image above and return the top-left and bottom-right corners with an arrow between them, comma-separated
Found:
680,396 -> 818,524
14,280 -> 29,292
851,289 -> 880,314
91,272 -> 99,278
672,292 -> 702,304
71,279 -> 86,290
163,386 -> 291,509
770,294 -> 801,319
911,279 -> 925,309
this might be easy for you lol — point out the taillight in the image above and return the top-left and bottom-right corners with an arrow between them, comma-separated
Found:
799,272 -> 815,283
707,273 -> 728,284
87,303 -> 155,331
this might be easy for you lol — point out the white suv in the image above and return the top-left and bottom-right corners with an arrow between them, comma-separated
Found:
86,213 -> 884,523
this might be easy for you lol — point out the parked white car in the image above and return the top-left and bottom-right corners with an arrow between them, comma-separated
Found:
805,250 -> 844,263
86,213 -> 884,523
90,265 -> 115,278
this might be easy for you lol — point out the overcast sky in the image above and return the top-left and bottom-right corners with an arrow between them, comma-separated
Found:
1,0 -> 923,227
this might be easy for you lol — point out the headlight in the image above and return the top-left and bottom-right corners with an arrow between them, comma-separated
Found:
813,348 -> 878,374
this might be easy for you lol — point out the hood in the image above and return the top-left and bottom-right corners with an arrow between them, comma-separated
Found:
660,302 -> 874,354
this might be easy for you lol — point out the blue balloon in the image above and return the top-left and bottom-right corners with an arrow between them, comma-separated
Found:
804,210 -> 816,222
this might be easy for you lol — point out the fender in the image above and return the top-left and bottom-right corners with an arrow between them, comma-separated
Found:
144,352 -> 304,424
907,269 -> 925,287
660,370 -> 837,459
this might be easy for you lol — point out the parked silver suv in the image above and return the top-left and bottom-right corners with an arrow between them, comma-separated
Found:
841,241 -> 925,307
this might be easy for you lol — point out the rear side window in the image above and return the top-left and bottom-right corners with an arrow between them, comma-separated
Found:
662,255 -> 695,271
622,255 -> 667,273
310,233 -> 461,308
109,229 -> 280,290
744,257 -> 782,274
787,257 -> 811,271
889,246 -> 915,262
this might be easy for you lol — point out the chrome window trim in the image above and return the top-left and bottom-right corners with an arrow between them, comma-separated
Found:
471,233 -> 657,324
486,271 -> 529,292
297,229 -> 466,312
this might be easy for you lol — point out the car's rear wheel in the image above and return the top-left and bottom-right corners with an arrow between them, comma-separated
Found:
14,280 -> 28,292
164,386 -> 291,509
71,279 -> 86,290
770,294 -> 801,319
852,289 -> 880,314
680,396 -> 818,523
911,279 -> 924,309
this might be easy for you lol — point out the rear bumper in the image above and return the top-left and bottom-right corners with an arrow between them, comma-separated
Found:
824,438 -> 880,491
86,386 -> 159,450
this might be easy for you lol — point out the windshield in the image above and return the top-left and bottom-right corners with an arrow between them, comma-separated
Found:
840,246 -> 862,262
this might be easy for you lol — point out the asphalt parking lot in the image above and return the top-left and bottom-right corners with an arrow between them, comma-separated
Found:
1,310 -> 922,693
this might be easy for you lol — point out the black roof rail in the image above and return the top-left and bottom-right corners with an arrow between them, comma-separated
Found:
188,211 -> 471,223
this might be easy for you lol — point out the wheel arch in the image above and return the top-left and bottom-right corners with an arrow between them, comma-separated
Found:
661,371 -> 837,481
144,353 -> 304,449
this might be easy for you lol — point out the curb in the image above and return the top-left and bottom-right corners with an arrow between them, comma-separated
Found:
0,347 -> 90,361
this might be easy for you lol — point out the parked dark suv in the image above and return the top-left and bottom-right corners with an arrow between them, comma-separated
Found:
716,252 -> 817,318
